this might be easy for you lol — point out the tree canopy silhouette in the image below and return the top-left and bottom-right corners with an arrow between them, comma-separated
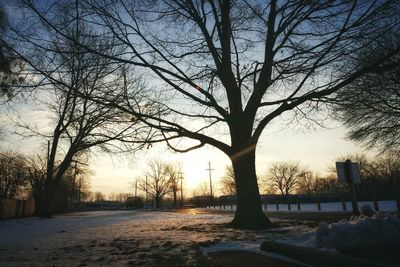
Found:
334,30 -> 400,154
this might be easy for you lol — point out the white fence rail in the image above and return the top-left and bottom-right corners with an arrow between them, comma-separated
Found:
203,200 -> 399,212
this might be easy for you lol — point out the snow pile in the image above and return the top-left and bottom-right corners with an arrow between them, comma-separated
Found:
316,213 -> 400,251
276,206 -> 400,252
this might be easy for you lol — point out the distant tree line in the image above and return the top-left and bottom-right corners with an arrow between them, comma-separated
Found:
218,152 -> 400,202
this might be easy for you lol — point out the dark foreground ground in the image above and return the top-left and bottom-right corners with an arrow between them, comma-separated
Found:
0,209 -> 398,266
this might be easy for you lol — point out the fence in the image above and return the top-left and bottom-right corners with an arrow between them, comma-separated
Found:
202,200 -> 400,213
0,199 -> 35,219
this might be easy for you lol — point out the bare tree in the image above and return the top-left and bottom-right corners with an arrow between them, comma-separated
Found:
0,150 -> 28,199
93,192 -> 106,202
192,181 -> 210,198
165,162 -> 183,208
314,177 -> 345,197
264,186 -> 276,195
17,0 -> 400,228
138,160 -> 172,208
296,171 -> 319,195
266,161 -> 306,196
25,153 -> 46,213
220,165 -> 236,196
115,193 -> 130,202
11,18 -> 145,216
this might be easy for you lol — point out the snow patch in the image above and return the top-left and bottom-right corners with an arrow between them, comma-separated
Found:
316,213 -> 400,251
276,212 -> 400,252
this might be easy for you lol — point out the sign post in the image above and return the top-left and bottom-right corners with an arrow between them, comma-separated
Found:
336,159 -> 360,215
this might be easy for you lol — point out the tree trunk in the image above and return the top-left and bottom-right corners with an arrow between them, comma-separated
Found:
173,191 -> 177,208
39,184 -> 54,218
230,147 -> 272,229
156,197 -> 160,208
39,152 -> 74,218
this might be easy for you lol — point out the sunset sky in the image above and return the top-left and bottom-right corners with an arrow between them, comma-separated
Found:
0,74 -> 373,199
0,103 -> 367,198
87,122 -> 366,197
0,51 -> 376,200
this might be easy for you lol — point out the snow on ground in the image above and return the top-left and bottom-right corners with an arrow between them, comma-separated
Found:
0,209 -> 312,266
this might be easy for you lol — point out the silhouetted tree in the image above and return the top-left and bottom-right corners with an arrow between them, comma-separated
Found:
165,162 -> 183,208
13,20 -> 143,216
138,160 -> 172,208
220,165 -> 236,196
25,153 -> 46,214
341,152 -> 400,199
0,150 -> 28,198
93,192 -> 106,202
18,0 -> 400,228
296,171 -> 319,195
265,161 -> 307,196
193,181 -> 211,198
314,177 -> 346,197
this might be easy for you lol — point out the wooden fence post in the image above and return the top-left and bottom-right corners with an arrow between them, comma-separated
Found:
373,199 -> 379,211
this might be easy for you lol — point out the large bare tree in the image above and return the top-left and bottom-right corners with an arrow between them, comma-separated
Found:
17,0 -> 400,228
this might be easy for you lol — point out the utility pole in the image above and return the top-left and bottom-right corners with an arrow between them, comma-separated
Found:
73,161 -> 78,205
135,179 -> 138,197
78,175 -> 81,206
178,172 -> 184,208
206,162 -> 214,204
145,175 -> 148,211
47,140 -> 50,165
71,160 -> 88,207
